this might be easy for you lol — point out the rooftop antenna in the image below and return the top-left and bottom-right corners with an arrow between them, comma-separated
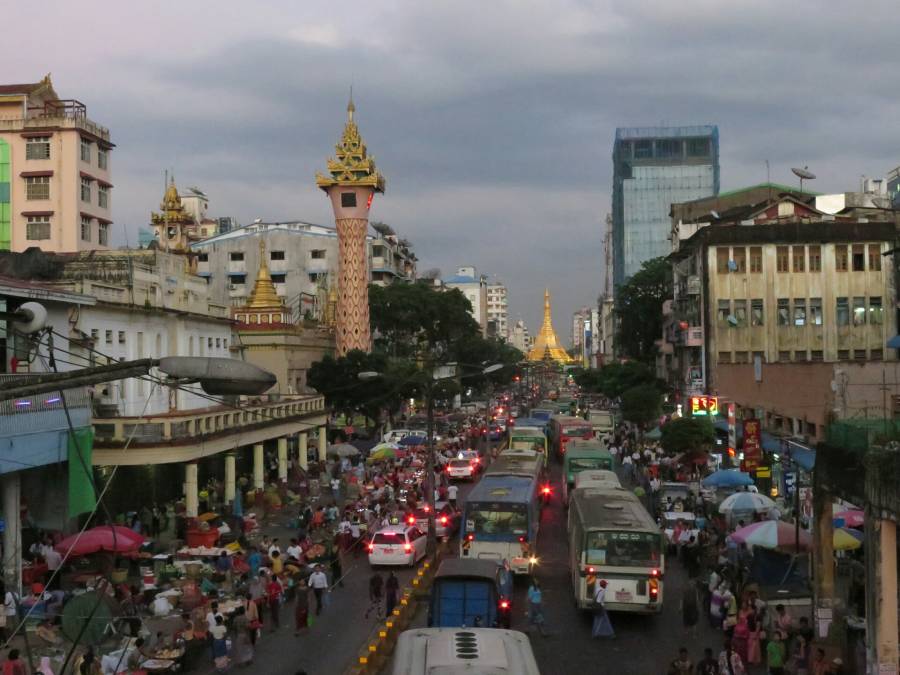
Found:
791,166 -> 816,194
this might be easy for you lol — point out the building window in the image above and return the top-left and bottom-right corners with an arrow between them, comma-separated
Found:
98,147 -> 108,170
808,245 -> 821,272
118,331 -> 126,345
835,245 -> 848,272
81,177 -> 91,202
98,184 -> 109,209
90,328 -> 99,341
686,137 -> 710,158
852,297 -> 866,325
25,136 -> 50,160
836,297 -> 849,326
854,349 -> 866,361
852,244 -> 865,271
25,175 -> 50,200
717,351 -> 731,364
270,250 -> 285,261
778,351 -> 791,362
869,244 -> 882,272
750,299 -> 764,326
308,273 -> 321,284
25,216 -> 50,240
734,351 -> 749,364
793,299 -> 806,327
230,252 -> 244,261
340,192 -> 357,208
717,248 -> 729,274
231,274 -> 246,285
776,246 -> 789,272
80,216 -> 91,241
870,297 -> 883,325
777,298 -> 790,326
795,351 -> 808,362
215,338 -> 221,349
717,300 -> 731,326
634,139 -> 652,159
271,273 -> 286,284
208,337 -> 213,350
810,298 -> 823,326
98,222 -> 109,246
733,247 -> 746,273
792,246 -> 805,272
838,349 -> 850,360
749,247 -> 762,273
811,350 -> 823,361
310,249 -> 326,259
105,330 -> 113,345
733,299 -> 747,326
872,349 -> 884,360
80,138 -> 91,163
656,139 -> 682,159
198,253 -> 208,262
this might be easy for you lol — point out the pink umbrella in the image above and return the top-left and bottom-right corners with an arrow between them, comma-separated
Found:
55,526 -> 145,557
730,520 -> 812,551
833,510 -> 864,528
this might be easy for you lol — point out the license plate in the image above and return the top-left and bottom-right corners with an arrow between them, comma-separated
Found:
381,548 -> 395,554
615,590 -> 633,602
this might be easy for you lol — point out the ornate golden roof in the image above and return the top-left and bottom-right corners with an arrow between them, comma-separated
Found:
246,239 -> 283,310
315,97 -> 385,192
150,178 -> 194,226
526,289 -> 575,364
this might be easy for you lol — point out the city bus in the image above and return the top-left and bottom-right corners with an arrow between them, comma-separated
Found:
490,451 -> 550,501
391,628 -> 540,675
462,474 -> 542,575
567,486 -> 665,613
508,428 -> 548,454
562,440 -> 615,504
548,415 -> 594,460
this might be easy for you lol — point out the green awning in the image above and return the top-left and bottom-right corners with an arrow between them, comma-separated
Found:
68,427 -> 96,518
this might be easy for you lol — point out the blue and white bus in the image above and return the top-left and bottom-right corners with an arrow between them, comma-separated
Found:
461,474 -> 541,575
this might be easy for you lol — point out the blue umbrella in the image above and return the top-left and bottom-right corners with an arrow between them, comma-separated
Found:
702,469 -> 754,488
399,435 -> 427,447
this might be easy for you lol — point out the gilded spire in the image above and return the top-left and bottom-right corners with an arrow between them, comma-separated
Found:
526,288 -> 574,364
316,98 -> 385,192
246,238 -> 282,309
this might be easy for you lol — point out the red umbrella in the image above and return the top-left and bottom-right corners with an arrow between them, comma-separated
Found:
55,526 -> 145,557
833,509 -> 864,528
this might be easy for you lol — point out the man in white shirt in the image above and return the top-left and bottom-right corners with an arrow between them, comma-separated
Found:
286,539 -> 303,562
447,484 -> 459,507
268,539 -> 281,557
308,565 -> 329,615
205,601 -> 222,632
44,547 -> 62,572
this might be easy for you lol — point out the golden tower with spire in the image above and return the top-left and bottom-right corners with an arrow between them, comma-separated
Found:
526,289 -> 575,364
232,238 -> 286,326
315,95 -> 385,355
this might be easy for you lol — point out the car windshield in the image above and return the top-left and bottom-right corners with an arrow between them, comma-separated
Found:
585,531 -> 662,567
373,532 -> 404,545
565,426 -> 592,437
466,504 -> 528,536
569,458 -> 612,472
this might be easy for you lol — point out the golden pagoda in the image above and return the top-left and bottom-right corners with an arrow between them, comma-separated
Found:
526,289 -> 575,364
315,97 -> 385,192
150,178 -> 197,252
232,239 -> 286,326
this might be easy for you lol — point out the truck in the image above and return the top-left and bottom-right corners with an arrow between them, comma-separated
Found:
428,559 -> 513,628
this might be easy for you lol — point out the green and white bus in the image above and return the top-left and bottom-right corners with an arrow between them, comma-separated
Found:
508,428 -> 547,455
567,486 -> 664,613
562,439 -> 614,504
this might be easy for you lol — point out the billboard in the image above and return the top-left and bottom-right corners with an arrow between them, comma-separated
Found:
742,418 -> 762,470
689,395 -> 719,417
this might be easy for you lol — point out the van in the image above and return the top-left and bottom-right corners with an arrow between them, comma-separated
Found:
428,559 -> 513,628
391,628 -> 540,675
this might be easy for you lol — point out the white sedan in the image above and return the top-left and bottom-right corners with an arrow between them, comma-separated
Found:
367,525 -> 427,566
446,457 -> 477,480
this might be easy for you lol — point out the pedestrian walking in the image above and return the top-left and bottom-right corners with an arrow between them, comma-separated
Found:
697,647 -> 719,675
309,565 -> 329,615
365,572 -> 384,619
385,572 -> 399,618
294,580 -> 310,635
766,631 -> 786,675
266,574 -> 283,630
591,580 -> 615,638
718,639 -> 746,675
668,647 -> 694,675
210,616 -> 229,672
682,581 -> 700,639
526,579 -> 549,636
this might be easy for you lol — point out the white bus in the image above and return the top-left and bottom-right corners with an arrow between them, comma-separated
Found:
567,486 -> 665,613
391,628 -> 540,675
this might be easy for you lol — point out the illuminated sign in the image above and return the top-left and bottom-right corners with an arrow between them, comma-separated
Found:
689,395 -> 719,417
742,418 -> 762,470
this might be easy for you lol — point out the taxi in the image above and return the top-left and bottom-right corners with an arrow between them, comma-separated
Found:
367,525 -> 427,566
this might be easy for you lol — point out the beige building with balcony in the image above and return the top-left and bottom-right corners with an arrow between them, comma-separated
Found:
670,188 -> 899,440
0,75 -> 113,252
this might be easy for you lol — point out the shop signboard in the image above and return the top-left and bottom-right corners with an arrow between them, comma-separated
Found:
689,395 -> 718,417
742,418 -> 762,470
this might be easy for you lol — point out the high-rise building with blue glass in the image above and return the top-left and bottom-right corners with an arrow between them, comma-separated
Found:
611,126 -> 720,287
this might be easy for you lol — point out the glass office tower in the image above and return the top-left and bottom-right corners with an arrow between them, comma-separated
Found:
611,126 -> 720,287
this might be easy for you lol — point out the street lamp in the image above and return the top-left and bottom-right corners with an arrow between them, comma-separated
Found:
360,362 -> 503,556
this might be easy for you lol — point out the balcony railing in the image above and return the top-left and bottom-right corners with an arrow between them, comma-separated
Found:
0,113 -> 111,142
0,375 -> 91,437
92,394 -> 326,445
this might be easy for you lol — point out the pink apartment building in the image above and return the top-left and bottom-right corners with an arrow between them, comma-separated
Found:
0,75 -> 113,252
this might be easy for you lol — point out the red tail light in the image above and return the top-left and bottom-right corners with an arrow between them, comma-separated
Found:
404,543 -> 412,553
541,485 -> 551,495
423,505 -> 430,512
499,600 -> 510,609
367,543 -> 374,553
440,516 -> 448,525
518,536 -> 525,542
407,516 -> 416,525
649,577 -> 659,601
650,568 -> 659,577
466,534 -> 474,542
587,566 -> 595,574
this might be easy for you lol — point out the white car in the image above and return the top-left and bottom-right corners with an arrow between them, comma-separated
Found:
367,525 -> 427,566
446,457 -> 477,481
383,429 -> 413,443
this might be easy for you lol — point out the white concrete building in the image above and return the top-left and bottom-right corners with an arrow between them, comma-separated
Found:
508,318 -> 533,353
486,281 -> 509,339
444,266 -> 488,336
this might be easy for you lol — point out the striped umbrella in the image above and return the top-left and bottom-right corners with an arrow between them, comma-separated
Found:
833,527 -> 863,551
833,509 -> 864,528
719,492 -> 776,514
730,520 -> 812,551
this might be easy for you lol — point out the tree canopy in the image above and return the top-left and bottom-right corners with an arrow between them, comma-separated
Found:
660,417 -> 715,454
620,383 -> 662,429
574,361 -> 658,399
615,257 -> 672,362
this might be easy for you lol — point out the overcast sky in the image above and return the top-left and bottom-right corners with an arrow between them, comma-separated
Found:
8,1 -> 900,338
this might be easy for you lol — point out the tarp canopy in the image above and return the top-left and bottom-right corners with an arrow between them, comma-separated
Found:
68,427 -> 95,518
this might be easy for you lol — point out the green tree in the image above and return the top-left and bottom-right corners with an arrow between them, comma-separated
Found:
620,383 -> 662,430
660,417 -> 715,454
615,257 -> 672,362
576,361 -> 659,399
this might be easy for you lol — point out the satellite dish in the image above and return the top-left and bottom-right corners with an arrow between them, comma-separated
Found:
791,167 -> 816,180
12,302 -> 47,334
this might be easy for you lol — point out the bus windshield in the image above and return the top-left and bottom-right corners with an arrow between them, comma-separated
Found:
569,457 -> 612,472
564,425 -> 592,438
585,531 -> 662,567
466,504 -> 528,537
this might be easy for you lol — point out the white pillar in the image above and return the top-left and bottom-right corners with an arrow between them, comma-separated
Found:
298,432 -> 309,471
224,454 -> 236,504
317,426 -> 328,463
877,519 -> 899,668
2,472 -> 22,594
253,443 -> 265,490
184,462 -> 199,518
277,437 -> 288,483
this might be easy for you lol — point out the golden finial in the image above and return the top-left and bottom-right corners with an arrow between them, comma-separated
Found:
347,87 -> 355,123
316,99 -> 385,193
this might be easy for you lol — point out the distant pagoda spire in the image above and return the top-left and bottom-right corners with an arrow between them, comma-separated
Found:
526,289 -> 574,364
246,238 -> 282,309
